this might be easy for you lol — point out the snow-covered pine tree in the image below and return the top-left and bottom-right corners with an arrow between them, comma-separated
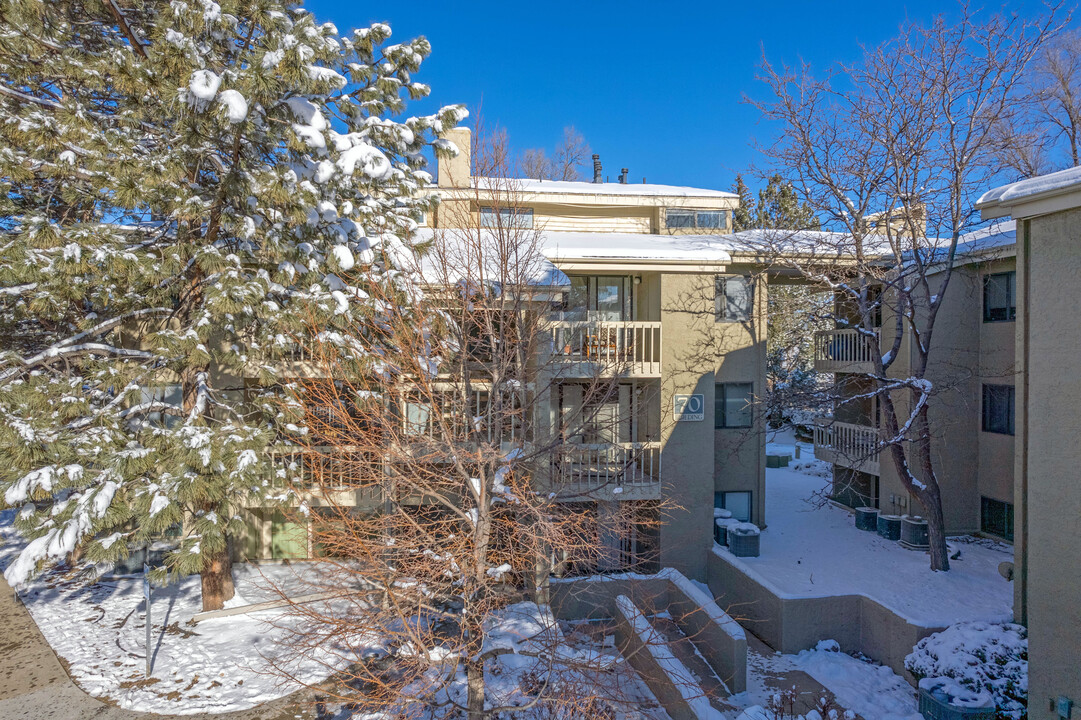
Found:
0,0 -> 465,610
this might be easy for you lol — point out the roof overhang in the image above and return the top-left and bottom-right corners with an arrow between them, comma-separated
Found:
978,167 -> 1081,220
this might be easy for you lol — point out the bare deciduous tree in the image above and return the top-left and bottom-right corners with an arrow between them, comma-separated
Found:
749,5 -> 1058,571
518,126 -> 591,181
260,128 -> 702,719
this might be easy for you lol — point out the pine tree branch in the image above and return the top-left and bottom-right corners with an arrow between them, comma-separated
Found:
105,0 -> 148,60
0,84 -> 63,110
55,307 -> 171,350
3,343 -> 160,380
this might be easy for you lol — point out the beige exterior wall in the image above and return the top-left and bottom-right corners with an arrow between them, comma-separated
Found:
833,255 -> 1016,536
657,272 -> 766,580
1015,210 -> 1081,716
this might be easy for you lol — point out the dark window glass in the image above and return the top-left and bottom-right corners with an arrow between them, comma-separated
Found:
697,210 -> 724,229
981,496 -> 1014,541
983,271 -> 1016,322
666,209 -> 695,228
982,384 -> 1015,435
715,275 -> 753,322
718,491 -> 752,522
715,382 -> 753,428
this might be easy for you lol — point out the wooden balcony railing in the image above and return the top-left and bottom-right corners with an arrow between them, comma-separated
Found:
813,328 -> 888,373
550,321 -> 662,376
553,441 -> 662,495
813,420 -> 880,475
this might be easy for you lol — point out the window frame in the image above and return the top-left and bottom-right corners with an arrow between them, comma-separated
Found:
983,271 -> 1016,323
715,382 -> 754,429
715,490 -> 753,523
479,205 -> 534,229
665,208 -> 728,230
715,274 -> 754,323
981,383 -> 1015,435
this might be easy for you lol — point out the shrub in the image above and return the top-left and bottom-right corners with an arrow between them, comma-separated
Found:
905,622 -> 1027,719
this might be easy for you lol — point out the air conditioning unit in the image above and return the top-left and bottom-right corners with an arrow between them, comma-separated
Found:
855,506 -> 879,532
918,679 -> 995,720
715,518 -> 739,547
877,514 -> 902,541
900,515 -> 930,550
728,524 -> 761,557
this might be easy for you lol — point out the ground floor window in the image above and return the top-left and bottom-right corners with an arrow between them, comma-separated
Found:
715,491 -> 752,522
980,496 -> 1014,542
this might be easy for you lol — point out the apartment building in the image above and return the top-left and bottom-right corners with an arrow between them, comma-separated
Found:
236,127 -> 772,584
977,168 -> 1081,719
813,222 -> 1019,540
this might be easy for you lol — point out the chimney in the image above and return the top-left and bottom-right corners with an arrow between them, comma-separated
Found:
436,126 -> 472,188
619,168 -> 629,184
592,154 -> 602,184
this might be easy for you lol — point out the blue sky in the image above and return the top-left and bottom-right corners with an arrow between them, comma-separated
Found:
304,0 -> 1068,193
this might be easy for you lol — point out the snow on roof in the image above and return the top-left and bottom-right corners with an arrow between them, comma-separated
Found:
978,166 -> 1081,207
952,220 -> 1016,258
474,177 -> 737,200
725,228 -> 872,258
540,231 -> 734,264
410,228 -> 570,288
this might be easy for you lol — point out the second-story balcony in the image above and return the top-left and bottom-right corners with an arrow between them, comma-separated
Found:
813,328 -> 886,374
552,441 -> 662,500
813,420 -> 881,476
549,320 -> 662,377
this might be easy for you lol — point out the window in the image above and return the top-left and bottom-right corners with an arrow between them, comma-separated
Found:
568,275 -> 632,321
666,208 -> 727,230
983,271 -> 1016,322
139,384 -> 182,428
715,382 -> 753,428
981,496 -> 1014,541
715,275 -> 753,322
479,206 -> 533,229
982,384 -> 1015,435
715,491 -> 752,523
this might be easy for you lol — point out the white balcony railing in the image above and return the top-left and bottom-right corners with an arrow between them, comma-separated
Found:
813,328 -> 888,373
267,446 -> 385,502
550,321 -> 662,376
813,420 -> 880,475
553,441 -> 662,495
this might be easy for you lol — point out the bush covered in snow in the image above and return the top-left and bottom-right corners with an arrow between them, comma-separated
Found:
905,621 -> 1027,719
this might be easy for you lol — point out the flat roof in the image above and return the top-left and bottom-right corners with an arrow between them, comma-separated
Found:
473,177 -> 737,200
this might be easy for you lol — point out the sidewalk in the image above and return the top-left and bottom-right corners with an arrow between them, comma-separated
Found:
0,574 -> 321,720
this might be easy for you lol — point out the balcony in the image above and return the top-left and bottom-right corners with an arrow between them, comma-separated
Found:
262,446 -> 386,507
552,441 -> 662,500
813,328 -> 886,374
550,321 -> 662,377
813,420 -> 880,475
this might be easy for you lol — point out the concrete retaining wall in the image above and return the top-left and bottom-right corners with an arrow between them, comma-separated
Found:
550,570 -> 747,694
614,595 -> 718,720
707,548 -> 942,680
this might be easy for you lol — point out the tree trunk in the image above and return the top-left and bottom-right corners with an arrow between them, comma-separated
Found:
200,539 -> 235,612
920,489 -> 950,572
466,657 -> 485,720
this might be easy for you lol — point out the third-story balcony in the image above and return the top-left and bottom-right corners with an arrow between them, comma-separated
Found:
813,328 -> 887,374
549,320 -> 662,377
813,420 -> 881,475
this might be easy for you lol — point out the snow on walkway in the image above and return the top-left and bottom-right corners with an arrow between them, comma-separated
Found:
719,430 -> 1014,627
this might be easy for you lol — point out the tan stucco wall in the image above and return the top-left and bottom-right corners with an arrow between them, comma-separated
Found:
657,272 -> 767,579
870,257 -> 1016,535
1017,210 -> 1081,716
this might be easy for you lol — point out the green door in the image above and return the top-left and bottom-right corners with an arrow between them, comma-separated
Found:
270,512 -> 308,559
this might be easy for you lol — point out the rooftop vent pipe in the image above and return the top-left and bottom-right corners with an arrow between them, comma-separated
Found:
619,168 -> 629,184
592,154 -> 602,184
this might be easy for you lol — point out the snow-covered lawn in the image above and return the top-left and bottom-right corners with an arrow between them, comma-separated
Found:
723,431 -> 1014,627
0,519 -> 357,714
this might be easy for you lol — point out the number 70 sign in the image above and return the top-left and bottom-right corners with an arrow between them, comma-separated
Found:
673,394 -> 704,421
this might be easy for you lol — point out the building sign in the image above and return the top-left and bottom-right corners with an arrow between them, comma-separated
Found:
673,394 -> 704,421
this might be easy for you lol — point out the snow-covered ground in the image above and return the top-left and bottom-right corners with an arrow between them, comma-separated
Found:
721,429 -> 1014,627
735,640 -> 922,720
0,518 -> 357,714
